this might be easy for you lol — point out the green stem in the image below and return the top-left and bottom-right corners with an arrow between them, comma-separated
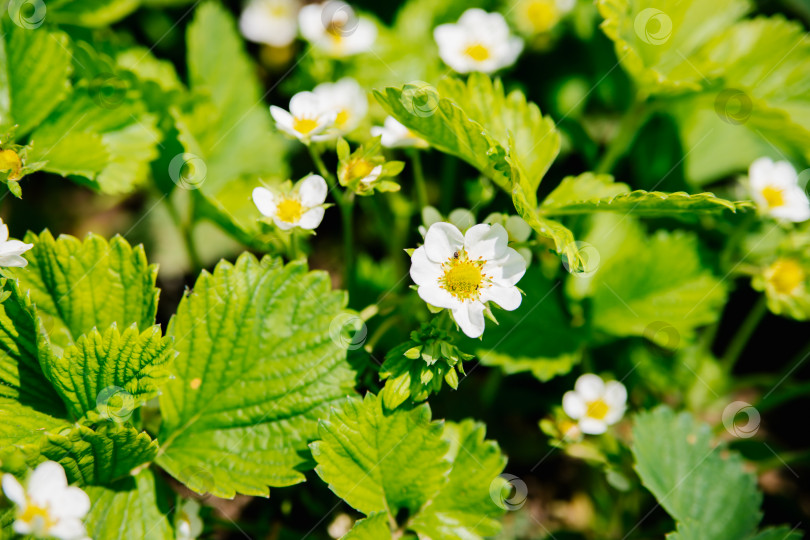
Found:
288,230 -> 300,260
408,149 -> 428,209
440,155 -> 457,213
163,193 -> 202,272
720,296 -> 768,373
595,99 -> 650,174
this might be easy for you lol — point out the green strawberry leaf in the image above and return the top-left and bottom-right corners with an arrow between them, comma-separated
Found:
157,254 -> 355,498
311,393 -> 506,539
85,469 -> 175,540
47,0 -> 140,27
40,324 -> 173,421
0,21 -> 72,138
6,231 -> 159,350
342,512 -> 391,539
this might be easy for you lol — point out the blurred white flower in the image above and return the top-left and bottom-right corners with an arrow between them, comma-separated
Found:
434,9 -> 523,74
253,175 -> 328,230
371,116 -> 428,149
513,0 -> 574,35
410,222 -> 526,338
2,461 -> 90,540
270,91 -> 336,144
175,499 -> 204,540
748,157 -> 810,222
0,217 -> 33,267
562,374 -> 627,435
313,78 -> 368,136
763,257 -> 805,299
239,0 -> 300,47
299,1 -> 376,57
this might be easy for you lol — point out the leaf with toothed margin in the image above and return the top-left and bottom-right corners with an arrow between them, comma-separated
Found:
0,279 -> 65,417
84,469 -> 175,540
4,231 -> 159,351
342,512 -> 391,539
38,324 -> 174,422
633,407 -> 803,540
311,394 -> 507,539
157,253 -> 356,498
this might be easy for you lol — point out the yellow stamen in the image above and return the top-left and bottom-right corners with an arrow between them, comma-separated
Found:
440,250 -> 488,302
347,158 -> 374,180
292,117 -> 320,136
585,399 -> 610,421
526,0 -> 559,33
276,197 -> 304,223
0,149 -> 22,181
18,501 -> 56,533
464,43 -> 491,62
761,185 -> 785,208
335,109 -> 350,129
766,258 -> 805,295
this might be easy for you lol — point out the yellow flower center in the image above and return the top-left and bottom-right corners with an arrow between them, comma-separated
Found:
292,117 -> 320,136
266,3 -> 290,18
526,0 -> 559,32
335,109 -> 350,129
0,149 -> 22,180
767,258 -> 805,295
585,398 -> 610,421
347,158 -> 375,180
19,501 -> 56,534
464,43 -> 491,62
440,250 -> 488,301
761,185 -> 785,208
276,197 -> 304,223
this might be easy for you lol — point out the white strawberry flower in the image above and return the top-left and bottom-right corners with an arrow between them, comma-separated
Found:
313,78 -> 368,136
239,0 -> 300,47
748,157 -> 810,222
513,0 -> 575,36
299,1 -> 376,57
253,175 -> 328,230
562,374 -> 627,435
410,222 -> 527,338
371,117 -> 428,149
434,9 -> 524,74
2,461 -> 91,540
0,217 -> 33,267
270,91 -> 336,144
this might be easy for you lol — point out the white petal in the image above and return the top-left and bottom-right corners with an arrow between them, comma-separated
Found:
273,217 -> 297,230
423,222 -> 464,263
2,474 -> 26,506
489,248 -> 527,287
342,18 -> 377,54
298,207 -> 325,229
298,4 -> 325,41
479,283 -> 522,311
562,391 -> 585,420
771,160 -> 799,187
0,239 -> 33,256
452,301 -> 486,338
0,222 -> 9,243
579,417 -> 608,435
603,380 -> 628,408
12,520 -> 32,535
604,404 -> 626,426
50,486 -> 90,519
574,374 -> 605,401
240,2 -> 298,47
505,215 -> 531,242
298,175 -> 328,206
270,106 -> 297,137
47,517 -> 87,540
0,255 -> 29,267
289,91 -> 322,117
409,246 -> 442,286
748,157 -> 774,190
360,165 -> 383,184
252,187 -> 277,217
465,223 -> 508,261
28,461 -> 68,501
417,283 -> 458,310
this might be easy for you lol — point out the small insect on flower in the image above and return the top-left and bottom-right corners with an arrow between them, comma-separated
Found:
2,461 -> 91,540
562,374 -> 627,435
0,217 -> 33,267
270,91 -> 337,144
299,1 -> 377,57
253,175 -> 329,231
239,0 -> 300,47
313,78 -> 368,136
748,157 -> 810,222
371,116 -> 429,149
434,8 -> 524,74
410,222 -> 527,338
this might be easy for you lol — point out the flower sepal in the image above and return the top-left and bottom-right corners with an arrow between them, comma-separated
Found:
336,137 -> 404,196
